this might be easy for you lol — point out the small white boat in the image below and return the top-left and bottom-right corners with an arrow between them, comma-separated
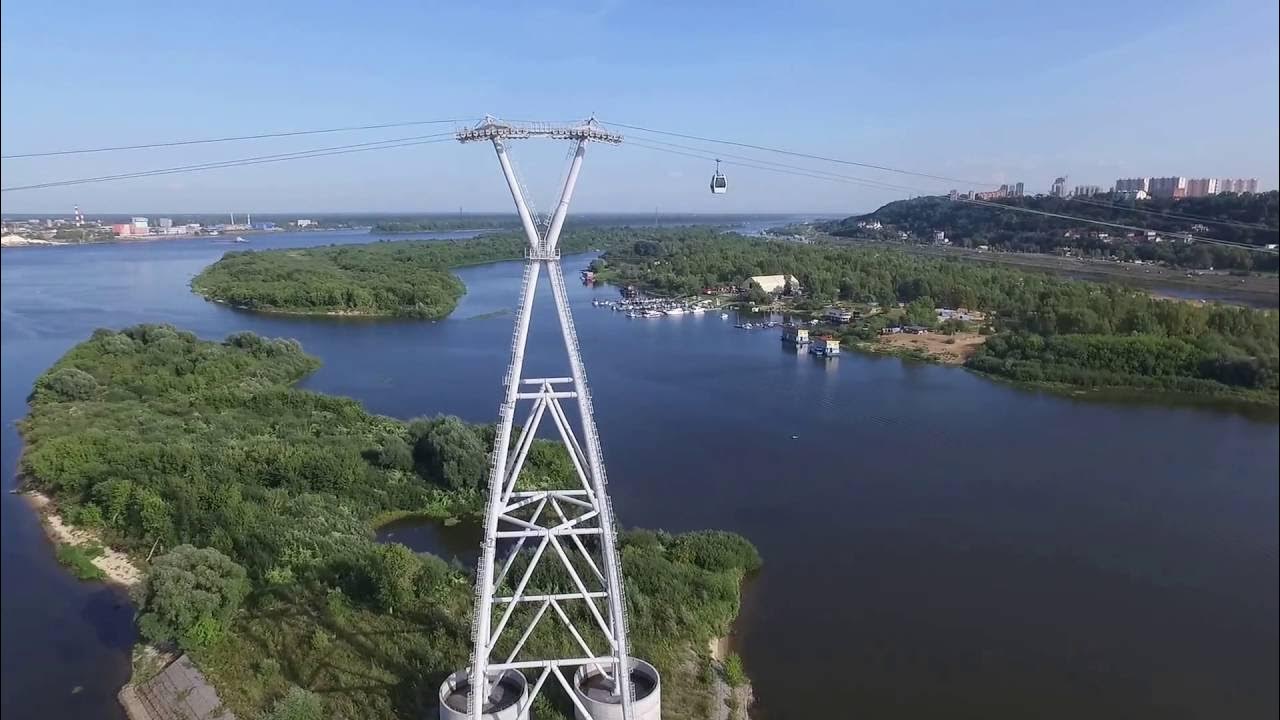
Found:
691,306 -> 706,314
626,311 -> 639,319
643,310 -> 662,318
720,313 -> 730,320
664,307 -> 686,316
233,236 -> 249,243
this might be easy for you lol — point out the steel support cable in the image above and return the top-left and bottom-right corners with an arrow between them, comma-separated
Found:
632,136 -> 929,194
960,198 -> 1278,254
1,133 -> 456,192
1,118 -> 475,159
625,140 -> 1276,254
625,140 -> 929,194
602,118 -> 994,188
1068,196 -> 1279,232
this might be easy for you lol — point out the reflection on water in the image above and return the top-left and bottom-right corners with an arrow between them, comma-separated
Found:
375,518 -> 482,567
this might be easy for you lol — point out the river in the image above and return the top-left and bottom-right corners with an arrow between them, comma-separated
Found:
2,229 -> 1276,720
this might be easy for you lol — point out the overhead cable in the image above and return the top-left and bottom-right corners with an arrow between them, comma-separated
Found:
1,133 -> 456,192
1,119 -> 472,159
960,198 -> 1277,254
1068,195 -> 1278,232
604,119 -> 994,188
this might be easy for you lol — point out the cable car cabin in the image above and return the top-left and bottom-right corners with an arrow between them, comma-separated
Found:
710,159 -> 727,194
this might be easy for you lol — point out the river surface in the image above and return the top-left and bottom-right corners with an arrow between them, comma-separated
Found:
2,229 -> 1277,720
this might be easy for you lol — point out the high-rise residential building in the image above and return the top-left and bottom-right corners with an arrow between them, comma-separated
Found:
1050,176 -> 1068,197
1218,178 -> 1260,194
158,217 -> 173,229
1185,178 -> 1221,197
998,183 -> 1009,197
1148,176 -> 1188,198
1115,177 -> 1150,193
1014,181 -> 1025,197
1073,185 -> 1102,197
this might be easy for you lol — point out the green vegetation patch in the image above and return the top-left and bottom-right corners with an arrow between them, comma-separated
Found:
22,324 -> 759,719
823,192 -> 1279,271
190,232 -> 607,318
593,233 -> 1279,405
55,542 -> 107,581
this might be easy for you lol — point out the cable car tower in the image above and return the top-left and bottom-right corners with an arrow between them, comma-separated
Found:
443,117 -> 661,720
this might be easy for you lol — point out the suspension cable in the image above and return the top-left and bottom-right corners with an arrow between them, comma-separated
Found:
1,118 -> 473,159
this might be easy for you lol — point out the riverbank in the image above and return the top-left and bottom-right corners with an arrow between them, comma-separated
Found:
23,490 -> 143,587
707,636 -> 754,720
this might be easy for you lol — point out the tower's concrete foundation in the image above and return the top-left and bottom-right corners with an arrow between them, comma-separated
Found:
572,657 -> 661,720
439,669 -> 530,720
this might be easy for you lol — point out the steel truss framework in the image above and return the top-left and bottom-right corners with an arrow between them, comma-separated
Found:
456,118 -> 636,720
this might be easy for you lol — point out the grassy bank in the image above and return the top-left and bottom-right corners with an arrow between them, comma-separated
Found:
19,324 -> 759,719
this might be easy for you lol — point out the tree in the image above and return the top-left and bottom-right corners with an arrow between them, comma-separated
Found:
409,416 -> 487,491
745,281 -> 770,305
376,436 -> 414,472
134,545 -> 249,651
373,543 -> 420,613
904,298 -> 937,328
263,687 -> 325,720
34,367 -> 98,401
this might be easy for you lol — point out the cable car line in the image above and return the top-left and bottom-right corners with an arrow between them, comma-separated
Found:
1,133 -> 456,192
603,119 -> 995,188
0,118 -> 474,159
625,140 -> 936,194
1068,196 -> 1278,232
633,136 -> 929,194
627,141 -> 1276,254
959,198 -> 1277,254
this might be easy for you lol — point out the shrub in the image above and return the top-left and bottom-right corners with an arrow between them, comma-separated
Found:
262,687 -> 325,720
56,543 -> 106,581
723,652 -> 748,687
134,545 -> 249,651
35,368 -> 98,401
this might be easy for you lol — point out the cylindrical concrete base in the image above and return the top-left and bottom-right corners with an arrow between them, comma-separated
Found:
572,657 -> 661,720
439,669 -> 530,720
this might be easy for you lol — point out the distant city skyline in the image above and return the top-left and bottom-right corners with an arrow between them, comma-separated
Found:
2,0 -> 1277,213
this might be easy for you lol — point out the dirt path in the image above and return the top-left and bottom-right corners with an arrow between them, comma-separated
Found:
24,491 -> 144,587
876,331 -> 986,364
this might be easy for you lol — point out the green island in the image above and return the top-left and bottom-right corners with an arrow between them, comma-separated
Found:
590,233 -> 1280,407
191,231 -> 626,318
21,325 -> 758,720
822,191 -> 1280,271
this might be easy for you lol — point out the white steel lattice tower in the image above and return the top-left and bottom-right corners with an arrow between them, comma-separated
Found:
440,118 -> 660,720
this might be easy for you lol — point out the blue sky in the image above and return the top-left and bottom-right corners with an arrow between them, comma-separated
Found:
2,0 -> 1277,214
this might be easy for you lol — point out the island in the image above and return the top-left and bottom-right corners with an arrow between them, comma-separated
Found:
590,233 -> 1280,407
20,325 -> 758,720
190,232 -> 621,318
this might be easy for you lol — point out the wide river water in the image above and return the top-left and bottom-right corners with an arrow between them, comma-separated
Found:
2,229 -> 1277,719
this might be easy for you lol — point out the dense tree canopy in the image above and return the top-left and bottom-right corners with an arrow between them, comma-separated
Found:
134,545 -> 249,651
191,232 -> 606,318
23,325 -> 760,719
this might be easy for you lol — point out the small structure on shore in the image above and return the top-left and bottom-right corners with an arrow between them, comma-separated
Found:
810,335 -> 841,356
823,307 -> 854,323
781,324 -> 810,345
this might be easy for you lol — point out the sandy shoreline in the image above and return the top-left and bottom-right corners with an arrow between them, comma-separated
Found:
873,331 -> 987,365
23,490 -> 144,587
